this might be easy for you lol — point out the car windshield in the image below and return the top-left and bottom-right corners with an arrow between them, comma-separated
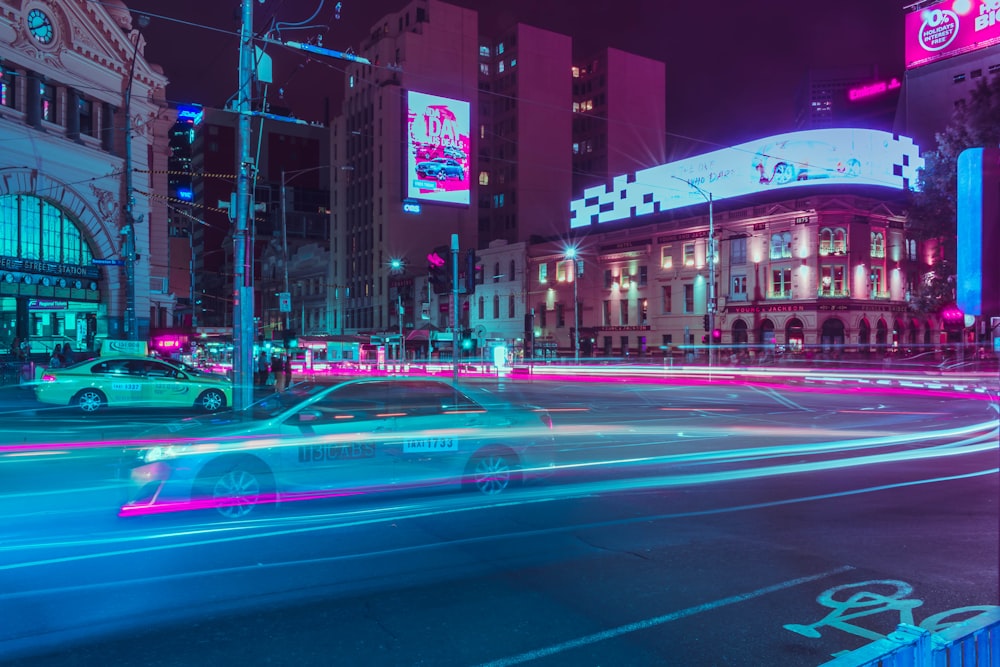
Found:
247,382 -> 329,419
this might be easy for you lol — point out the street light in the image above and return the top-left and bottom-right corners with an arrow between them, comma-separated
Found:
565,246 -> 580,364
672,176 -> 715,369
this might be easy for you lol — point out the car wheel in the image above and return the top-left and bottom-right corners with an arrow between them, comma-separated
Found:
197,389 -> 226,412
773,163 -> 796,184
74,389 -> 106,413
465,447 -> 521,496
197,459 -> 272,519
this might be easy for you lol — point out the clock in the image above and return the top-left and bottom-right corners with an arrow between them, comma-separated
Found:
27,8 -> 54,45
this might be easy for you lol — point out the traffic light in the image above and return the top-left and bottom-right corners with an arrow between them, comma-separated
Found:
711,329 -> 722,344
428,245 -> 450,294
703,314 -> 710,331
464,249 -> 481,295
282,330 -> 297,348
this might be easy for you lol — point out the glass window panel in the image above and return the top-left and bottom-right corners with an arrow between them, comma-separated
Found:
21,195 -> 41,259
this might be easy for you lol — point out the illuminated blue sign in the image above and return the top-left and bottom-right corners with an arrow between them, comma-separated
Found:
402,199 -> 422,214
570,129 -> 924,229
177,188 -> 194,201
176,105 -> 203,126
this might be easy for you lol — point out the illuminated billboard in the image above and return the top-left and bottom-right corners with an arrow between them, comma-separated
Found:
405,91 -> 471,206
570,128 -> 923,229
905,0 -> 1000,70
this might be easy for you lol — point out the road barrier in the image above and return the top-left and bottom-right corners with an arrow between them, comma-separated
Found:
820,608 -> 1000,666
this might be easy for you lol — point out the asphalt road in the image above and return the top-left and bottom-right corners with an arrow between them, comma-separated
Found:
0,376 -> 996,666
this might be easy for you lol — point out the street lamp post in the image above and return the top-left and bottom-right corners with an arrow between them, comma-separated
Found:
672,176 -> 715,369
565,247 -> 580,364
389,257 -> 406,364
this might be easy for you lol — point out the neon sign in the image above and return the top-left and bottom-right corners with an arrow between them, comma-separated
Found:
405,91 -> 471,206
848,78 -> 901,101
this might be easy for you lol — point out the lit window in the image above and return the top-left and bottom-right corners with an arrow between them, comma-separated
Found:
870,231 -> 885,258
661,246 -> 673,269
771,268 -> 792,298
479,171 -> 489,186
498,60 -> 505,74
479,45 -> 490,57
538,263 -> 548,284
683,243 -> 695,267
819,265 -> 846,296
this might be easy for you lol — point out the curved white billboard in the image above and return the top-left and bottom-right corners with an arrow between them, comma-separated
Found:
570,128 -> 924,229
406,91 -> 471,206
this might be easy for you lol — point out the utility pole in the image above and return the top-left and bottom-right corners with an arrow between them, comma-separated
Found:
672,176 -> 715,369
232,0 -> 255,410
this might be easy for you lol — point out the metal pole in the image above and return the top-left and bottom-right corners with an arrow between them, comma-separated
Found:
122,31 -> 142,341
398,293 -> 405,363
280,169 -> 290,331
451,233 -> 459,382
189,221 -> 197,328
232,0 -> 255,410
573,259 -> 580,364
707,192 -> 716,369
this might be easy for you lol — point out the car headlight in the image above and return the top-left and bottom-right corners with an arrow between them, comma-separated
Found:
142,444 -> 193,463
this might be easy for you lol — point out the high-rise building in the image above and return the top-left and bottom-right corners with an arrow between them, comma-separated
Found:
794,65 -> 900,132
477,23 -> 573,247
571,48 -> 667,197
332,0 -> 479,339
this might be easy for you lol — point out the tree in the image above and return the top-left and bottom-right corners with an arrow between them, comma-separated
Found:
906,75 -> 1000,315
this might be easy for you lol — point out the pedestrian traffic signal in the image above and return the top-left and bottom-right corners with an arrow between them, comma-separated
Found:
464,249 -> 482,295
428,245 -> 450,294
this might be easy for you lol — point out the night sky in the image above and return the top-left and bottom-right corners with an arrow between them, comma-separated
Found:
125,0 -> 905,156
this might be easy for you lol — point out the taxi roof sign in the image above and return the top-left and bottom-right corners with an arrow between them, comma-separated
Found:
99,339 -> 149,357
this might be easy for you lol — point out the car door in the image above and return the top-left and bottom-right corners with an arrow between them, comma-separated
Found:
140,359 -> 189,408
93,358 -> 142,407
387,381 -> 488,492
276,383 -> 398,495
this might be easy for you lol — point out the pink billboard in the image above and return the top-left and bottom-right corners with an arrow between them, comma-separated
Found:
905,0 -> 1000,69
405,91 -> 471,206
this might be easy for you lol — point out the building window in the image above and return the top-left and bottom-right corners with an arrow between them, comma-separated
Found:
684,284 -> 694,313
621,336 -> 629,355
870,266 -> 886,298
870,231 -> 885,258
604,269 -> 613,289
640,299 -> 648,325
479,171 -> 489,186
508,294 -> 515,318
1,66 -> 16,108
819,227 -> 848,255
730,236 -> 747,265
40,82 -> 57,123
769,232 -> 792,259
731,275 -> 747,301
638,265 -> 647,287
538,263 -> 548,284
661,245 -> 673,269
620,300 -> 629,325
683,243 -> 695,267
661,285 -> 672,313
819,265 -> 846,296
78,97 -> 94,137
556,260 -> 568,282
538,304 -> 547,328
478,296 -> 485,319
771,267 -> 792,298
493,295 -> 500,319
493,262 -> 500,283
603,300 -> 611,326
557,303 -> 565,327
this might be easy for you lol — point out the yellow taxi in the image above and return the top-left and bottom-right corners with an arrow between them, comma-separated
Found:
35,343 -> 232,413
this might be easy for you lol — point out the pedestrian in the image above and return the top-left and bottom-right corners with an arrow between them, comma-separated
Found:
271,354 -> 285,392
256,351 -> 269,387
62,342 -> 74,365
49,343 -> 63,368
283,354 -> 292,390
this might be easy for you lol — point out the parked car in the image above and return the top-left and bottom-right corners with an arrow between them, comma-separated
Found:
35,355 -> 232,413
121,378 -> 555,519
752,140 -> 862,185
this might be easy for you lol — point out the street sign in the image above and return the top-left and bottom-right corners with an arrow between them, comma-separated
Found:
92,258 -> 124,266
278,292 -> 291,312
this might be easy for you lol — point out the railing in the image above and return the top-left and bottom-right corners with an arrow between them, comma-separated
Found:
820,609 -> 1000,666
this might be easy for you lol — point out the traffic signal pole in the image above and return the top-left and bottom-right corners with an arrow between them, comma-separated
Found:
451,233 -> 459,382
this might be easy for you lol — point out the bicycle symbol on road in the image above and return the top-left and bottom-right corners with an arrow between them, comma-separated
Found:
785,579 -> 998,652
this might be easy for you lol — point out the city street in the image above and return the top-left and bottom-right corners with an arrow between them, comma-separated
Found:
0,375 -> 996,665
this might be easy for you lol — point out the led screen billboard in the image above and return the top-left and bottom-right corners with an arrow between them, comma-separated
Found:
905,0 -> 1000,69
405,91 -> 471,206
570,128 -> 923,229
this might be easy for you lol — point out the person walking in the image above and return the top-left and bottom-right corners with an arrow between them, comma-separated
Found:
271,354 -> 285,392
283,354 -> 292,390
256,351 -> 269,387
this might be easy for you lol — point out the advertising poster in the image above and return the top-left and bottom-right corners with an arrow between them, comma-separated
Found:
406,91 -> 471,206
570,128 -> 924,229
905,0 -> 1000,69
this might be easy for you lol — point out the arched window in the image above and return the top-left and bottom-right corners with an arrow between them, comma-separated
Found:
492,294 -> 500,319
509,259 -> 516,281
493,262 -> 500,283
508,294 -> 515,318
870,231 -> 885,258
819,227 -> 848,255
769,232 -> 792,259
477,296 -> 485,319
0,194 -> 93,264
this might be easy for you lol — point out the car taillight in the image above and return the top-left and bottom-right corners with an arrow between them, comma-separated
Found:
539,412 -> 553,429
41,374 -> 57,382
